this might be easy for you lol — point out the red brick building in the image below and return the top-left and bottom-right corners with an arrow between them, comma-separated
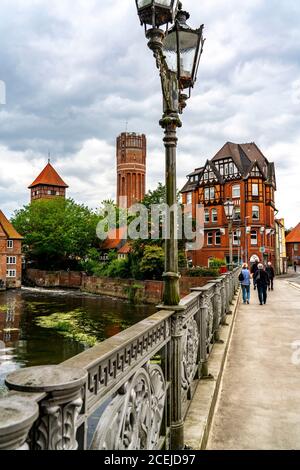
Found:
117,132 -> 146,208
29,162 -> 68,202
286,223 -> 300,266
181,142 -> 277,267
0,211 -> 23,289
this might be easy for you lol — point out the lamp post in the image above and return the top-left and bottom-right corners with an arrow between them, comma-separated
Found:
224,199 -> 235,270
135,1 -> 205,306
244,215 -> 250,264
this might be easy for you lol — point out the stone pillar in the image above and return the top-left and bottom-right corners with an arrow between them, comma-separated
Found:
5,365 -> 87,450
170,310 -> 185,450
0,396 -> 39,450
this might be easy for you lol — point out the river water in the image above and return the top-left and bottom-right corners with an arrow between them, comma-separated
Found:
0,288 -> 155,395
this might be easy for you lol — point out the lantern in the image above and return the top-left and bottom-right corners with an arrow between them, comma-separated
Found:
135,0 -> 179,28
163,5 -> 204,92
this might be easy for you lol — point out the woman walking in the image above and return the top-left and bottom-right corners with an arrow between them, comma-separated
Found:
254,264 -> 270,305
240,263 -> 251,304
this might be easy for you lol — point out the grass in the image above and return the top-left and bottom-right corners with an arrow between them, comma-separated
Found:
35,309 -> 99,347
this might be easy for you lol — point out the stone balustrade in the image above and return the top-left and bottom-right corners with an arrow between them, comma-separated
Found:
0,268 -> 241,450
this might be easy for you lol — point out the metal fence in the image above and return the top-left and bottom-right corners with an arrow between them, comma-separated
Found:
0,268 -> 240,450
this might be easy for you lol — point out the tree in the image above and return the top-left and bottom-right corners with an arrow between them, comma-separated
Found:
12,198 -> 99,270
138,245 -> 165,280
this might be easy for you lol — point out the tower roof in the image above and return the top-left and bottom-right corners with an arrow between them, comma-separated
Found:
29,162 -> 68,189
0,210 -> 23,240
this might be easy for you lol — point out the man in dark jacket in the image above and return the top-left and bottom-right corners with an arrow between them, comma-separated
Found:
251,260 -> 259,290
266,261 -> 275,291
254,264 -> 270,305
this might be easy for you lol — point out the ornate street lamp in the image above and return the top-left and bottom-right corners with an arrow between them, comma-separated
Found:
135,0 -> 179,28
135,1 -> 204,450
136,1 -> 205,308
224,199 -> 235,270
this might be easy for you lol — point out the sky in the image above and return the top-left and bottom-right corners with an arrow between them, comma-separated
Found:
0,0 -> 299,228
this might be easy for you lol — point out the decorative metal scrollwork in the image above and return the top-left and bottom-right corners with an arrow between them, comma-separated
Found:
90,364 -> 166,450
207,297 -> 214,346
181,318 -> 199,390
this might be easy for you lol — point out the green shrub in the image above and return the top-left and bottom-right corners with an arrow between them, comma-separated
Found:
187,267 -> 219,277
209,257 -> 226,268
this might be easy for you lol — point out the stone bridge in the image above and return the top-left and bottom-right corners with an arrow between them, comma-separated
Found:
0,268 -> 242,450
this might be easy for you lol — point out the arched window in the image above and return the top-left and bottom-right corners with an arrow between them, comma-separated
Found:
212,209 -> 218,223
252,205 -> 260,220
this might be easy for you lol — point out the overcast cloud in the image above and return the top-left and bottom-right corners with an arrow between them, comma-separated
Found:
0,0 -> 299,227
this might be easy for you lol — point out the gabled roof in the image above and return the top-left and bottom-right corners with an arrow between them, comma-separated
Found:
203,159 -> 224,184
212,142 -> 270,178
118,242 -> 132,255
101,226 -> 128,250
29,163 -> 68,189
0,211 -> 23,240
286,223 -> 300,243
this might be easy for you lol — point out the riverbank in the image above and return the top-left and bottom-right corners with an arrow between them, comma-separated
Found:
26,269 -> 215,304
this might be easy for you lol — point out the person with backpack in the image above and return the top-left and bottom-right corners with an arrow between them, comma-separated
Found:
254,264 -> 270,305
265,261 -> 275,291
251,259 -> 259,290
239,263 -> 251,304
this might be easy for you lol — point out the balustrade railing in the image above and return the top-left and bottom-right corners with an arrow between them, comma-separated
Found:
0,268 -> 241,450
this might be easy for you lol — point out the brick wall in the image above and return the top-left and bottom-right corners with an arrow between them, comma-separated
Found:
26,269 -> 82,288
26,269 -> 215,304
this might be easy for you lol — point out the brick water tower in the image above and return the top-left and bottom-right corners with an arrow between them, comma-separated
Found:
116,132 -> 146,208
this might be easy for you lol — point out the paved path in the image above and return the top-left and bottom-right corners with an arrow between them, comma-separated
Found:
207,276 -> 300,450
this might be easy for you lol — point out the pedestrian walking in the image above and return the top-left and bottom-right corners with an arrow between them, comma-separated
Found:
254,263 -> 270,305
294,261 -> 297,273
265,261 -> 275,291
251,259 -> 259,290
239,263 -> 251,304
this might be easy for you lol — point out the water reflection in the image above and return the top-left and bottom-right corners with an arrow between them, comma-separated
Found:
0,288 -> 154,395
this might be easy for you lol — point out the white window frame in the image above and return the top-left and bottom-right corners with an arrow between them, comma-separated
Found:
252,205 -> 260,220
233,230 -> 241,246
232,184 -> 240,199
212,209 -> 218,223
252,183 -> 259,196
207,232 -> 213,246
186,192 -> 192,204
6,270 -> 16,278
204,210 -> 210,224
7,256 -> 16,265
7,240 -> 14,249
233,207 -> 241,221
215,231 -> 221,245
251,230 -> 258,246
